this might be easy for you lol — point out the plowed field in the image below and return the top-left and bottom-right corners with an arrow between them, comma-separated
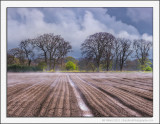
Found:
7,72 -> 153,117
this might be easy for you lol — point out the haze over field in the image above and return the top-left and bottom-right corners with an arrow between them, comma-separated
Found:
7,72 -> 153,117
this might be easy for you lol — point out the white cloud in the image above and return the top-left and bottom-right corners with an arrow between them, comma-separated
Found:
116,31 -> 139,40
8,8 -> 153,57
126,8 -> 152,23
141,33 -> 153,41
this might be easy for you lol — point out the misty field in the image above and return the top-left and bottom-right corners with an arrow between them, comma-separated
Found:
7,72 -> 153,117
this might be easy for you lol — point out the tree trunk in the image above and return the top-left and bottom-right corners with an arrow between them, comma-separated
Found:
97,66 -> 99,72
120,66 -> 123,71
97,60 -> 100,72
61,58 -> 63,68
49,59 -> 51,70
115,58 -> 118,71
53,59 -> 56,70
44,52 -> 47,64
49,53 -> 52,70
106,67 -> 109,71
28,60 -> 31,66
106,61 -> 110,71
120,62 -> 123,71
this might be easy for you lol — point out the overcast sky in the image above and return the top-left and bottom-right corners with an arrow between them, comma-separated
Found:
7,7 -> 153,58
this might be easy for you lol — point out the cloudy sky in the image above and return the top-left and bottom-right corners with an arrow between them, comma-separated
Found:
7,7 -> 153,58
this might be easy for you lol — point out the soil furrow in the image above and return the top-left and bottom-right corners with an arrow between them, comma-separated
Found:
89,78 -> 153,100
106,78 -> 153,91
71,75 -> 132,116
79,76 -> 152,116
7,72 -> 153,117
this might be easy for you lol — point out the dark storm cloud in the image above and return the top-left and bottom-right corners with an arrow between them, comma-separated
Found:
7,8 -> 152,58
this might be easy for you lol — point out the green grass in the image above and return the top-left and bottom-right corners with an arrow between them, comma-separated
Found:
44,70 -> 153,73
7,64 -> 42,72
8,65 -> 153,73
143,71 -> 153,73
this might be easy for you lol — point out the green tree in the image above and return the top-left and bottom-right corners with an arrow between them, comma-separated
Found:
139,59 -> 152,71
133,39 -> 152,71
145,66 -> 152,71
65,61 -> 76,70
65,56 -> 78,63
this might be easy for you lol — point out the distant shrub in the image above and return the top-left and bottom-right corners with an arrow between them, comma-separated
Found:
7,64 -> 42,72
139,59 -> 152,71
145,66 -> 152,71
65,61 -> 76,70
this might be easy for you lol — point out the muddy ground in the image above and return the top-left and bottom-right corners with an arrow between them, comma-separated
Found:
7,72 -> 153,117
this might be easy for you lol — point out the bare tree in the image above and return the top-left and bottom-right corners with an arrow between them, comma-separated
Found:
103,34 -> 115,71
81,32 -> 115,72
33,33 -> 72,70
49,38 -> 72,70
133,39 -> 152,70
113,38 -> 121,70
56,40 -> 72,68
117,38 -> 133,71
45,34 -> 61,69
19,39 -> 34,66
7,48 -> 25,65
33,34 -> 50,64
7,53 -> 15,65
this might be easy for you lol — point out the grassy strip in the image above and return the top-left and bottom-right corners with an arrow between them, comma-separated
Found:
7,64 -> 42,72
45,70 -> 152,73
7,64 -> 152,73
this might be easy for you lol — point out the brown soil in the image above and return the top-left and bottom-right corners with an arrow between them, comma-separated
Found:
7,72 -> 153,117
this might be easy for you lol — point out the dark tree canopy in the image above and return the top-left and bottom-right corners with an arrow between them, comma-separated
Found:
8,48 -> 25,65
7,31 -> 152,72
33,33 -> 72,70
113,38 -> 121,70
81,32 -> 115,72
133,39 -> 152,70
117,38 -> 133,71
7,33 -> 72,71
33,33 -> 52,64
19,39 -> 34,66
103,34 -> 115,71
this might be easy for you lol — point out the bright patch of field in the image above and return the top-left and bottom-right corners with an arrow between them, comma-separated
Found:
7,72 -> 153,117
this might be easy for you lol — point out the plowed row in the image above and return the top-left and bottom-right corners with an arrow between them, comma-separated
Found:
7,72 -> 153,117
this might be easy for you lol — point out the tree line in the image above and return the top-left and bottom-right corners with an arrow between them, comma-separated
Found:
7,32 -> 152,72
8,33 -> 72,71
81,32 -> 152,71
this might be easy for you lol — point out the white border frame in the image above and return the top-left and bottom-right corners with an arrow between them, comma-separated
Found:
1,1 -> 159,123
